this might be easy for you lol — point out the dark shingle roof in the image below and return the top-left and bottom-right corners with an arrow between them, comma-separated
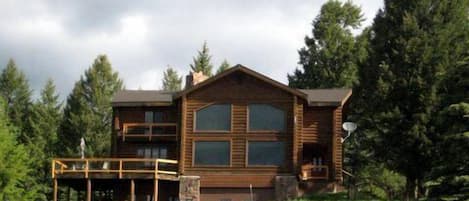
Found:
112,90 -> 176,106
299,89 -> 352,106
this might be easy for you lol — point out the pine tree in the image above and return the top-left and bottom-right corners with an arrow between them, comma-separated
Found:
190,41 -> 213,76
429,58 -> 469,200
0,59 -> 32,143
216,59 -> 230,74
28,78 -> 62,200
0,97 -> 34,201
356,0 -> 469,199
162,67 -> 182,91
59,55 -> 123,157
288,0 -> 364,89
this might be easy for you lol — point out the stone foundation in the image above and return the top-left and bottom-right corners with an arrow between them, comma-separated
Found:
275,176 -> 299,201
179,176 -> 200,201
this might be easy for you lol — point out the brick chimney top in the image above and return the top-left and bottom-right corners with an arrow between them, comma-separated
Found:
185,71 -> 209,89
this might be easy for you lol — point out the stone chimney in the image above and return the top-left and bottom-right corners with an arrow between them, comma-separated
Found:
185,71 -> 209,89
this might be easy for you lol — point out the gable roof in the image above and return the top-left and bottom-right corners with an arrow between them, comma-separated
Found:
173,64 -> 307,99
299,89 -> 352,106
112,90 -> 175,106
111,64 -> 352,107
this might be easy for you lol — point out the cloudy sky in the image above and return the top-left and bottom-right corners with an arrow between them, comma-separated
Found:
0,0 -> 382,99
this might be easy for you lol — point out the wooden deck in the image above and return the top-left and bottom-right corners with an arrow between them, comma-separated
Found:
52,158 -> 179,180
52,158 -> 178,201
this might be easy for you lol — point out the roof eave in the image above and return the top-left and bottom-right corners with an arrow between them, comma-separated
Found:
111,101 -> 173,107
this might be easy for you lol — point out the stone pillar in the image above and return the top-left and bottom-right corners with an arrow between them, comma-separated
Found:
275,176 -> 299,201
179,176 -> 200,201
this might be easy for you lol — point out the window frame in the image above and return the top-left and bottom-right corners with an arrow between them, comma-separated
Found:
193,103 -> 233,133
246,103 -> 287,134
192,139 -> 232,167
245,140 -> 286,167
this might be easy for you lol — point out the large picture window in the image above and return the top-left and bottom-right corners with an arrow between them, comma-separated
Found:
195,104 -> 231,131
194,141 -> 230,166
247,141 -> 285,166
248,104 -> 285,132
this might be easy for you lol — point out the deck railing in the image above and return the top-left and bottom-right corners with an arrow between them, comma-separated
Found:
120,123 -> 177,141
52,158 -> 178,179
299,164 -> 329,180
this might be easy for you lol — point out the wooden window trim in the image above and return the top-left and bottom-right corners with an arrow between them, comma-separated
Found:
245,139 -> 286,168
193,103 -> 233,133
246,103 -> 287,134
192,139 -> 232,168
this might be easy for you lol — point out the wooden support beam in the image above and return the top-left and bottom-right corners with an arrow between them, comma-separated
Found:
153,179 -> 158,201
179,95 -> 187,174
87,179 -> 92,201
67,186 -> 71,201
130,179 -> 135,201
53,179 -> 58,201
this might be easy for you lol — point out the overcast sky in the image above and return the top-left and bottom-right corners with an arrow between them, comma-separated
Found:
0,0 -> 382,99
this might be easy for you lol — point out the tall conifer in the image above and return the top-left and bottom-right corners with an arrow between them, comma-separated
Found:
59,55 -> 123,157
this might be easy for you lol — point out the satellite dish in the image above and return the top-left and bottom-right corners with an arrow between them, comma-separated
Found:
341,122 -> 357,143
342,122 -> 357,133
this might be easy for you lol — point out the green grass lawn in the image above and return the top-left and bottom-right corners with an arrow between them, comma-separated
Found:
291,192 -> 382,201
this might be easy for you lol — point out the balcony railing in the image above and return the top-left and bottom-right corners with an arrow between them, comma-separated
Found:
52,158 -> 178,180
299,164 -> 329,180
120,123 -> 177,141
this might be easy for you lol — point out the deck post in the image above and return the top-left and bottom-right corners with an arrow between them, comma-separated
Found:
87,179 -> 92,201
67,186 -> 71,201
53,179 -> 58,201
153,179 -> 158,201
130,179 -> 135,201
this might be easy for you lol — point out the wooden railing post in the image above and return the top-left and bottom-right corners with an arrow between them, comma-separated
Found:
119,160 -> 123,179
52,160 -> 56,179
123,126 -> 126,142
154,159 -> 159,179
149,124 -> 152,141
85,159 -> 89,178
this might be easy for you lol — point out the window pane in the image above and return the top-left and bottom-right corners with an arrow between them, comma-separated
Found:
154,112 -> 164,123
195,104 -> 231,131
249,104 -> 285,132
145,111 -> 153,123
194,141 -> 230,165
248,141 -> 285,166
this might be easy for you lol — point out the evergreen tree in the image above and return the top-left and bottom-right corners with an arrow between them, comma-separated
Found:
288,0 -> 364,89
59,55 -> 123,157
0,98 -> 34,201
429,58 -> 469,200
0,59 -> 32,143
355,0 -> 469,199
28,78 -> 62,200
162,67 -> 182,91
216,59 -> 230,74
190,41 -> 213,76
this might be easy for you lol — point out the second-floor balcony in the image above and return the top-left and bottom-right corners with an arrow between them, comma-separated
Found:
119,123 -> 178,142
